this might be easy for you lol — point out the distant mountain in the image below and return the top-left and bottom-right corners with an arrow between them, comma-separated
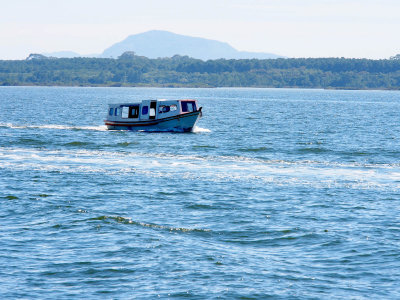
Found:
26,53 -> 55,60
101,30 -> 283,60
42,51 -> 82,58
41,51 -> 99,58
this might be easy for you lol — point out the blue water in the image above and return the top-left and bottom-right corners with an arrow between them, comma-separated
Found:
1,87 -> 400,299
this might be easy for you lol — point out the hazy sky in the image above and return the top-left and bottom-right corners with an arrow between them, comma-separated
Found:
1,0 -> 399,59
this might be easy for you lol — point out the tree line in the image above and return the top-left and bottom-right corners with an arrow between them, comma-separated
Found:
0,53 -> 399,89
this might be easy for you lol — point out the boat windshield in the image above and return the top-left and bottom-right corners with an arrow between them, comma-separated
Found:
181,101 -> 196,113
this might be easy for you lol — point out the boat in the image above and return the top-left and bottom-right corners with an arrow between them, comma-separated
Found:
105,99 -> 202,132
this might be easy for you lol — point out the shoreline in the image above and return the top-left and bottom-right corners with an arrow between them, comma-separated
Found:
1,83 -> 399,91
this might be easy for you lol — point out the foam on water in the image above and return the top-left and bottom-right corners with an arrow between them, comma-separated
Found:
2,146 -> 399,191
0,123 -> 107,131
192,126 -> 211,133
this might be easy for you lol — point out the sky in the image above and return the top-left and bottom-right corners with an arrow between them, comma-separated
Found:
1,0 -> 399,60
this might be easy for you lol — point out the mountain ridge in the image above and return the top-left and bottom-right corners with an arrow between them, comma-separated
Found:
45,30 -> 284,60
101,30 -> 283,60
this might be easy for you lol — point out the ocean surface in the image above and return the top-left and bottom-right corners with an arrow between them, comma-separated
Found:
1,86 -> 399,299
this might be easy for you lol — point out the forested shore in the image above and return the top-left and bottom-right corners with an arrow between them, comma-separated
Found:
1,53 -> 400,89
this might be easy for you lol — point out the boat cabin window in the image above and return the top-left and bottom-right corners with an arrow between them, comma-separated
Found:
114,107 -> 120,116
159,105 -> 170,113
142,106 -> 149,115
158,104 -> 177,114
109,108 -> 114,116
121,105 -> 139,119
149,101 -> 157,119
129,106 -> 139,118
181,101 -> 196,113
122,106 -> 129,118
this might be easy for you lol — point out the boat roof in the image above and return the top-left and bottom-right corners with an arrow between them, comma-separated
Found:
109,99 -> 197,106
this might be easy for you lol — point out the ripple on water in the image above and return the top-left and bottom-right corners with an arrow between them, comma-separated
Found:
64,141 -> 94,147
87,215 -> 212,234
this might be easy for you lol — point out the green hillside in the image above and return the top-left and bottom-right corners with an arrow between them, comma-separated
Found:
1,54 -> 400,89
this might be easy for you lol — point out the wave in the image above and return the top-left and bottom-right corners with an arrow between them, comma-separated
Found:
238,146 -> 270,153
0,123 -> 107,131
1,146 -> 399,191
2,146 -> 399,170
192,126 -> 211,133
89,215 -> 211,233
64,141 -> 94,147
0,122 -> 213,134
